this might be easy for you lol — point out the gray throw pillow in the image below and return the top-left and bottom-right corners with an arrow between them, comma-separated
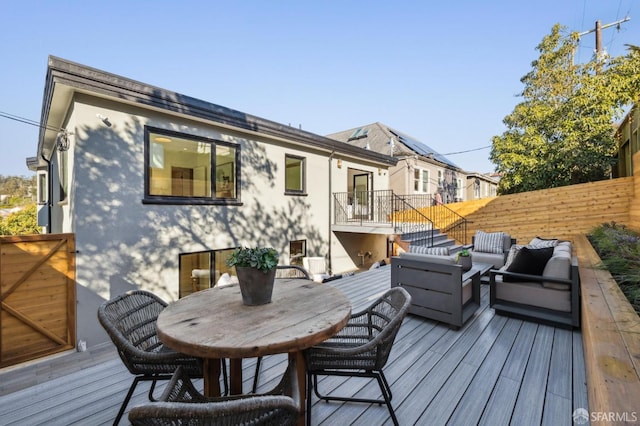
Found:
475,231 -> 505,254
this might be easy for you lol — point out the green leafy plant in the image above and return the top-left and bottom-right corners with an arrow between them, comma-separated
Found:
226,247 -> 278,273
0,204 -> 40,236
588,222 -> 640,316
456,248 -> 470,261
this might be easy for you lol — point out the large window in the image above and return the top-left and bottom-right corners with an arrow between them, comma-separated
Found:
413,169 -> 429,193
456,178 -> 463,200
285,154 -> 306,195
145,127 -> 239,204
179,248 -> 237,298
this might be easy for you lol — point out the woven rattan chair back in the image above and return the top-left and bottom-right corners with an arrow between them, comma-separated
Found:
275,265 -> 310,280
305,287 -> 411,426
98,290 -> 207,425
129,359 -> 300,425
98,290 -> 167,373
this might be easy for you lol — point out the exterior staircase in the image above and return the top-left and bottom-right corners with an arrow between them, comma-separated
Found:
399,228 -> 467,254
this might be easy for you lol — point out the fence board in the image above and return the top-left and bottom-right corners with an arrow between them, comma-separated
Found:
448,177 -> 634,243
0,234 -> 76,368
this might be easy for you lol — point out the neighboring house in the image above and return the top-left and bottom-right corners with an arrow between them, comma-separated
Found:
614,103 -> 639,178
465,172 -> 499,200
27,56 -> 396,348
327,123 -> 493,205
0,206 -> 22,217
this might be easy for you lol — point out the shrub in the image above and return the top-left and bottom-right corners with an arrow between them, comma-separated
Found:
0,204 -> 40,236
588,222 -> 640,315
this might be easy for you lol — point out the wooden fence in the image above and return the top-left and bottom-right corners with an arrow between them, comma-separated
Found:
446,175 -> 636,244
0,234 -> 76,368
629,152 -> 640,230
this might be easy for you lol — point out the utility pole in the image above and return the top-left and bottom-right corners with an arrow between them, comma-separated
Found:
578,16 -> 630,65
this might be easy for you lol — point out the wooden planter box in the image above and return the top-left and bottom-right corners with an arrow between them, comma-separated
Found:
574,235 -> 640,420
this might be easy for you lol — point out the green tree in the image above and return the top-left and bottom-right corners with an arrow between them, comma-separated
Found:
0,204 -> 40,236
0,174 -> 36,205
491,24 -> 640,194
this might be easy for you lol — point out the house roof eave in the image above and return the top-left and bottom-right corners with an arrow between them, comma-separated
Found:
39,56 -> 397,168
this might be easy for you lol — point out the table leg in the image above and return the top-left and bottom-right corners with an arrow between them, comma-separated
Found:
291,351 -> 306,426
203,358 -> 222,397
229,358 -> 243,394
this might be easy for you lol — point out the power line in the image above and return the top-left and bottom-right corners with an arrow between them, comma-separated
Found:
3,108 -> 493,157
441,145 -> 491,156
0,110 -> 62,133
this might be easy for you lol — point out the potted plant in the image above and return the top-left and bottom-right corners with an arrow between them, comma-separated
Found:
226,247 -> 279,305
456,248 -> 472,271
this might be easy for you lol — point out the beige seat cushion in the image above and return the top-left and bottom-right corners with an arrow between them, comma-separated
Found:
399,252 -> 455,264
495,276 -> 571,312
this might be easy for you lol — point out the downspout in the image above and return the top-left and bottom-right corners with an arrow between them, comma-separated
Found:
328,151 -> 335,274
41,152 -> 52,234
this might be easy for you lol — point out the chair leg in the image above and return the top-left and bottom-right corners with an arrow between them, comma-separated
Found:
375,373 -> 399,426
221,358 -> 229,396
252,356 -> 263,393
148,379 -> 158,401
113,376 -> 141,425
306,372 -> 314,426
378,370 -> 393,402
308,370 -> 399,426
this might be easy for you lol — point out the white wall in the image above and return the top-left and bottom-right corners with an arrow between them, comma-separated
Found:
65,95 -> 343,347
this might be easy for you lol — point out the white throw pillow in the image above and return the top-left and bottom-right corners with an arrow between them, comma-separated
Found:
409,245 -> 450,256
529,237 -> 559,248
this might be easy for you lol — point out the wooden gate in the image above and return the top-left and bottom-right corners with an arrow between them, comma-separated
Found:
0,234 -> 76,368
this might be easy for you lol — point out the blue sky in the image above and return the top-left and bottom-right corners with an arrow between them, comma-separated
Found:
1,1 -> 637,177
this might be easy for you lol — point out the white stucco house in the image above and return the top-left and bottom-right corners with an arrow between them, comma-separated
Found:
27,56 -> 397,348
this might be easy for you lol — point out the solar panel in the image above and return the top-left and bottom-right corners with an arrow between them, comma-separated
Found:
389,129 -> 459,168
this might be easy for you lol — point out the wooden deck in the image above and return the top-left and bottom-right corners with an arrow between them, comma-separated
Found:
0,265 -> 588,425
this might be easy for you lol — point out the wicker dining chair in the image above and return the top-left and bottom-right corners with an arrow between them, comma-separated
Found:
250,265 -> 311,394
275,264 -> 310,280
128,355 -> 300,425
98,290 -> 227,425
304,287 -> 411,426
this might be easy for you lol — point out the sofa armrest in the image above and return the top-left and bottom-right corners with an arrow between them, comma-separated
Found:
489,256 -> 581,328
489,269 -> 573,286
490,256 -> 578,287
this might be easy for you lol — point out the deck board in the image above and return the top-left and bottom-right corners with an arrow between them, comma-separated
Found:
0,265 -> 589,425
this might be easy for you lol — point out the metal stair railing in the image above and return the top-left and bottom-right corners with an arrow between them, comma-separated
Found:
391,193 -> 434,247
428,198 -> 468,245
332,190 -> 467,246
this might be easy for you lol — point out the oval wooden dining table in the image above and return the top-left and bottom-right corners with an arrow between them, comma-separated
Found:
156,278 -> 352,425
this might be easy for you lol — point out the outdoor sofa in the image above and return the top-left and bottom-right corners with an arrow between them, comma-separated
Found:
469,231 -> 517,269
489,239 -> 580,328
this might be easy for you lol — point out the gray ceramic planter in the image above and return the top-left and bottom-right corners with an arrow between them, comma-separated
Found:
235,267 -> 276,305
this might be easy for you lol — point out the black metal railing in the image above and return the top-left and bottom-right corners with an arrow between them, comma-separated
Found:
333,190 -> 395,225
390,193 -> 434,246
426,200 -> 468,245
333,190 -> 467,245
